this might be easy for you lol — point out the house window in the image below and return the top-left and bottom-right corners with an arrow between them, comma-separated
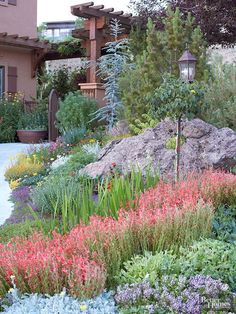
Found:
8,0 -> 17,5
0,0 -> 8,6
0,67 -> 5,98
0,0 -> 17,6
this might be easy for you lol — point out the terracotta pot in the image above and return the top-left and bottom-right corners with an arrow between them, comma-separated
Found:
17,130 -> 48,144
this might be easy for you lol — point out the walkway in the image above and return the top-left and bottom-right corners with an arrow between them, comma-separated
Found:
0,143 -> 32,225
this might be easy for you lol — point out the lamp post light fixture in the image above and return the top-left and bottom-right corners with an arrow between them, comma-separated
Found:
174,50 -> 197,182
178,50 -> 197,83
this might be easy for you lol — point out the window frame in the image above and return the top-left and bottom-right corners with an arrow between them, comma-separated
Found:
0,0 -> 17,6
0,0 -> 8,7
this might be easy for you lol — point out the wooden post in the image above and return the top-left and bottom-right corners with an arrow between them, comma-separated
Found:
48,89 -> 59,142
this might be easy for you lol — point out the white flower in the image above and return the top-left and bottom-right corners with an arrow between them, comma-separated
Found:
51,155 -> 70,170
60,287 -> 67,297
8,288 -> 14,294
221,284 -> 229,291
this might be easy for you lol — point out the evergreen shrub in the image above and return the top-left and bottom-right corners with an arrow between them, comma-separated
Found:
56,91 -> 98,132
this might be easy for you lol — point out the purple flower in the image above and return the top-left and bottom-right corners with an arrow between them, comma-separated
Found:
115,283 -> 143,304
146,304 -> 158,314
11,186 -> 31,203
189,275 -> 229,298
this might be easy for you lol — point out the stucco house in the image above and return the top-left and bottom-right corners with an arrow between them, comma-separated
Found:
0,0 -> 49,100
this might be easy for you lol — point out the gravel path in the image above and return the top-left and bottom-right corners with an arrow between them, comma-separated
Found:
0,143 -> 32,225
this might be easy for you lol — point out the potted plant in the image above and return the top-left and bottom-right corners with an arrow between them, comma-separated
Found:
17,111 -> 48,144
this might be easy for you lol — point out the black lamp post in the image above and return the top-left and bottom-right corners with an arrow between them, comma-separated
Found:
178,50 -> 197,83
174,50 -> 197,181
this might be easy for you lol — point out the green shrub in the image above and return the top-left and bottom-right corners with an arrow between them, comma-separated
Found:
129,113 -> 159,135
117,239 -> 236,291
0,99 -> 23,142
19,173 -> 46,187
179,239 -> 236,291
0,220 -> 53,243
200,55 -> 236,130
212,206 -> 236,243
150,75 -> 205,120
18,111 -> 48,130
37,67 -> 81,101
165,135 -> 186,149
117,251 -> 180,285
62,127 -> 87,145
50,149 -> 97,177
56,91 -> 98,132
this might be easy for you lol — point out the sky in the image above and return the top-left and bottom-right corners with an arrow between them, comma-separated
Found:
37,0 -> 131,24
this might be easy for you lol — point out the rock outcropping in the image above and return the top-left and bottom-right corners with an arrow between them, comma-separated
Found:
81,119 -> 236,178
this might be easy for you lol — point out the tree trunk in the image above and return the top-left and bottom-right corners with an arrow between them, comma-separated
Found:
175,116 -> 182,182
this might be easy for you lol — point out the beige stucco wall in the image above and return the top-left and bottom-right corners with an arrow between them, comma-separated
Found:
0,0 -> 37,37
0,46 -> 36,100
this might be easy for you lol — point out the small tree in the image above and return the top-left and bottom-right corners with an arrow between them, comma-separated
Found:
121,7 -> 207,124
92,19 -> 131,130
151,74 -> 204,181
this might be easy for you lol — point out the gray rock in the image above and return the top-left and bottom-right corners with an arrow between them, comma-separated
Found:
81,119 -> 236,179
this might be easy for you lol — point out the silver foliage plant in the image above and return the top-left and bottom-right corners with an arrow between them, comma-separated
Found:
2,290 -> 119,314
93,19 -> 132,130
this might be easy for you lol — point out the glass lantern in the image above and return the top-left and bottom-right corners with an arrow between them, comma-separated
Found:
178,50 -> 197,82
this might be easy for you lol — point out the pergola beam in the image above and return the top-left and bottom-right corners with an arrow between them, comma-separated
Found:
92,5 -> 104,9
101,8 -> 114,13
0,32 -> 51,49
71,3 -> 132,26
71,2 -> 132,85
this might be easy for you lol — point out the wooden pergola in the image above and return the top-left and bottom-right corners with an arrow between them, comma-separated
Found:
0,32 -> 86,79
0,32 -> 51,78
71,2 -> 133,105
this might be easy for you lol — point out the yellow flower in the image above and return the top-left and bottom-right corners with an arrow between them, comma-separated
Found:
190,90 -> 196,94
89,138 -> 95,143
80,304 -> 88,311
9,180 -> 20,190
33,173 -> 38,176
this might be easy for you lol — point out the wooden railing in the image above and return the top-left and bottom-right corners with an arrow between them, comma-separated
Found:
80,88 -> 96,99
79,83 -> 105,107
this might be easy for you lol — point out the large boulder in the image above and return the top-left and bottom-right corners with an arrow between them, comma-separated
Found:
81,119 -> 236,178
